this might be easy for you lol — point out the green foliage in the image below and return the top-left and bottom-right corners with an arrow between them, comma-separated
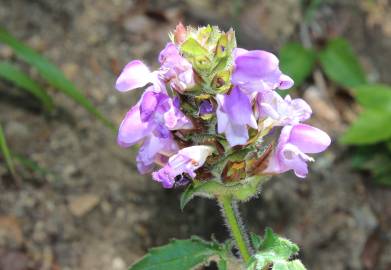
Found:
0,62 -> 54,111
128,237 -> 225,270
278,37 -> 367,90
319,37 -> 367,88
353,84 -> 391,112
316,41 -> 391,183
342,84 -> 391,143
279,43 -> 316,87
247,228 -> 304,270
0,27 -> 114,129
257,228 -> 299,259
341,110 -> 391,144
0,124 -> 16,177
126,225 -> 287,270
341,83 -> 391,184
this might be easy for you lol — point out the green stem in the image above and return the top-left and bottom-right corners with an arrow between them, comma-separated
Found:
219,195 -> 251,264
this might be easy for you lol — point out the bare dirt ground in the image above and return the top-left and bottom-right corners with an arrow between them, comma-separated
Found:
0,1 -> 390,270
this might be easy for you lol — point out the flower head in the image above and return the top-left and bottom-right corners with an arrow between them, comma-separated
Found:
116,23 -> 331,188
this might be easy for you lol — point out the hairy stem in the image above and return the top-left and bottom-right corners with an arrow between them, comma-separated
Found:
219,195 -> 251,264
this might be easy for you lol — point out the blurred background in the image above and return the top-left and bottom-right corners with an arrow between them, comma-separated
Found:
0,0 -> 391,269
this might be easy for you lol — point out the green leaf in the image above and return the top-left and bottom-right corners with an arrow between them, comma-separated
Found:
341,110 -> 391,145
258,228 -> 299,258
247,228 -> 300,270
319,37 -> 367,88
279,43 -> 316,87
0,124 -> 16,177
180,176 -> 269,210
0,62 -> 54,111
0,27 -> 114,129
354,84 -> 391,112
129,237 -> 222,270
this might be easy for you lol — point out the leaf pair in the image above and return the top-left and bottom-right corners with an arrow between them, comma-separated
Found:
313,38 -> 391,183
280,38 -> 391,146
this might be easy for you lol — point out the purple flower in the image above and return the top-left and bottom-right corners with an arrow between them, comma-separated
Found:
216,87 -> 258,146
161,97 -> 194,130
159,42 -> 181,64
158,43 -> 195,93
117,99 -> 152,148
115,43 -> 194,94
115,60 -> 165,93
152,145 -> 214,188
136,133 -> 178,174
264,124 -> 331,178
115,60 -> 153,92
257,91 -> 312,126
231,48 -> 293,94
117,87 -> 193,173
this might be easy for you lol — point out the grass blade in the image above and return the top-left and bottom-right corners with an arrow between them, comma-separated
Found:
14,154 -> 59,181
0,123 -> 16,177
0,62 -> 54,111
0,27 -> 114,129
